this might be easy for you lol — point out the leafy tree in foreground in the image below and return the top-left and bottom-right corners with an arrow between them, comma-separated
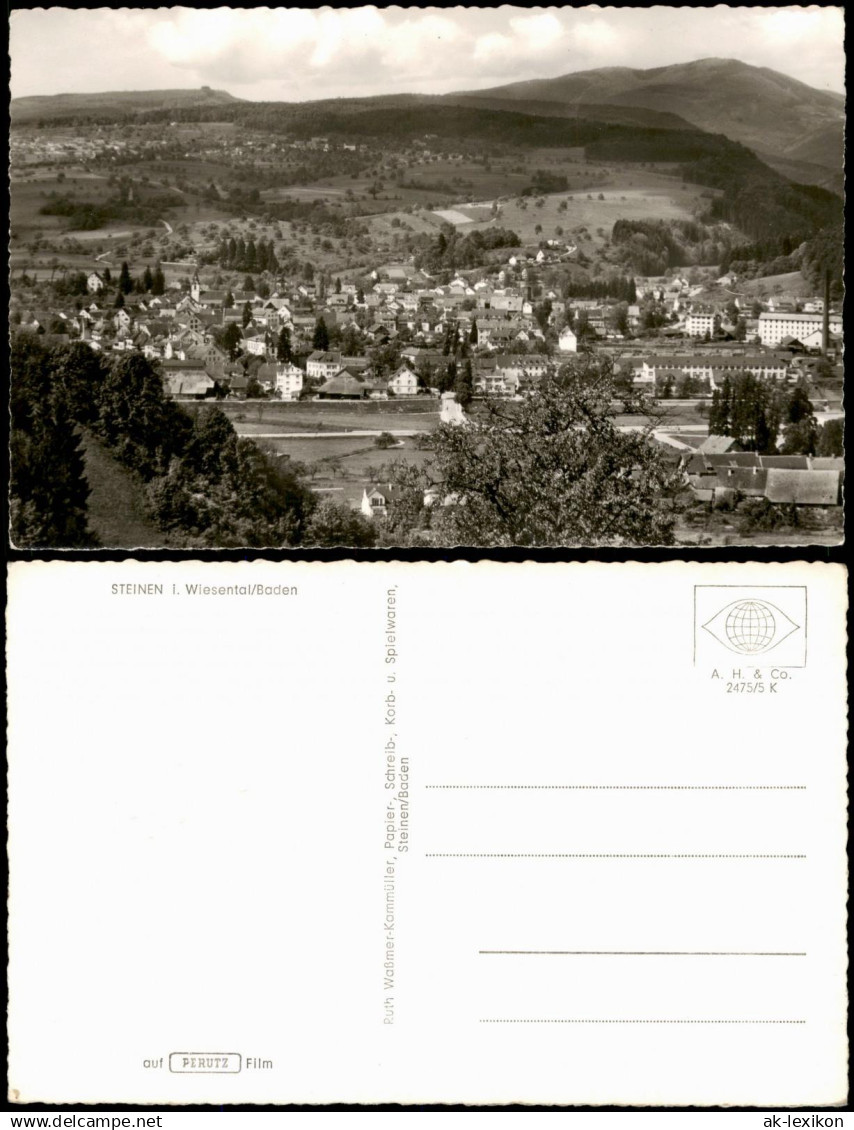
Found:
10,333 -> 97,548
95,353 -> 191,477
146,407 -> 315,548
383,356 -> 681,547
302,498 -> 377,547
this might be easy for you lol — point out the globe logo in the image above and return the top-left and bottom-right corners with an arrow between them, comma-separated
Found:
723,600 -> 776,653
701,596 -> 800,656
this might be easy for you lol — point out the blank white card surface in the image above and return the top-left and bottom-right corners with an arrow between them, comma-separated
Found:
6,561 -> 848,1106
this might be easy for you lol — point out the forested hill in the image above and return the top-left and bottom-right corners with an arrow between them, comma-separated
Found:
252,101 -> 842,245
435,95 -> 694,131
14,90 -> 842,252
460,58 -> 845,178
10,86 -> 241,123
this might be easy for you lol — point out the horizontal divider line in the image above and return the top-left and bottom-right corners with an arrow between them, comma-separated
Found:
478,950 -> 807,956
480,1019 -> 806,1025
425,785 -> 807,790
426,853 -> 806,859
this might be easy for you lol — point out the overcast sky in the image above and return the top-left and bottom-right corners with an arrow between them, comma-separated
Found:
10,6 -> 845,102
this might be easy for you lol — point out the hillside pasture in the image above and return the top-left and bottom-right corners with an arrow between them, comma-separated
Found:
736,271 -> 814,298
459,185 -> 709,250
261,151 -> 598,218
10,170 -> 114,239
10,167 -> 193,255
359,161 -> 716,253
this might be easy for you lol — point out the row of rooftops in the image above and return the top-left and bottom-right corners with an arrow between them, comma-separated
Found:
685,463 -> 843,507
636,354 -> 789,371
682,435 -> 844,506
683,451 -> 844,474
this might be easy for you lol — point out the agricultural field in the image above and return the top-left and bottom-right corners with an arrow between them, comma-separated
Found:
10,121 -> 723,281
259,149 -> 611,221
204,400 -> 436,507
10,169 -> 114,238
162,120 -> 240,141
736,271 -> 816,298
234,430 -> 433,510
458,186 -> 710,249
215,401 -> 439,432
360,161 -> 716,260
10,164 -> 202,269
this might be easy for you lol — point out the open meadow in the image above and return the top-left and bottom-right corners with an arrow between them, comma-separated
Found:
10,169 -> 114,240
358,160 -> 716,255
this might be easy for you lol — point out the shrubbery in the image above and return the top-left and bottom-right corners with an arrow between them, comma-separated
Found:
9,334 -> 377,547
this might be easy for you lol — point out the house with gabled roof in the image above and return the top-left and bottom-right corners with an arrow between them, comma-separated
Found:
388,364 -> 419,397
244,332 -> 269,358
697,435 -> 742,456
316,370 -> 369,400
361,483 -> 405,519
306,351 -> 344,381
161,359 -> 218,399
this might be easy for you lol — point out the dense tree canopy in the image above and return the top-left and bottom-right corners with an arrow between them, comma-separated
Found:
10,334 -> 96,547
708,378 -> 824,456
383,356 -> 681,546
9,335 -> 378,548
708,374 -> 782,454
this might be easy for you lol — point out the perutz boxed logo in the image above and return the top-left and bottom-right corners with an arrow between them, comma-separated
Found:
169,1053 -> 241,1073
694,586 -> 807,667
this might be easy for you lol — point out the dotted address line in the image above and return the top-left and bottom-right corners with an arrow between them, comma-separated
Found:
480,1019 -> 806,1025
426,785 -> 806,790
426,853 -> 805,859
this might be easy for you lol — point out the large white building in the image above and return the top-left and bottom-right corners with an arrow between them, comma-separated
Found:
685,311 -> 717,337
306,351 -> 344,381
758,312 -> 843,347
637,354 -> 789,390
275,362 -> 304,401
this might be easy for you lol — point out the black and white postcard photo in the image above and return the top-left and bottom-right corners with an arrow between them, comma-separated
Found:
5,3 -> 848,1114
6,560 -> 850,1105
8,5 -> 844,549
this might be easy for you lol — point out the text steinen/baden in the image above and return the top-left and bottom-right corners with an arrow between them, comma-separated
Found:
183,584 -> 297,596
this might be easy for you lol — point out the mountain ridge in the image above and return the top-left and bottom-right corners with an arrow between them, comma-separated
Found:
10,58 -> 843,187
458,58 -> 844,178
11,87 -> 241,121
